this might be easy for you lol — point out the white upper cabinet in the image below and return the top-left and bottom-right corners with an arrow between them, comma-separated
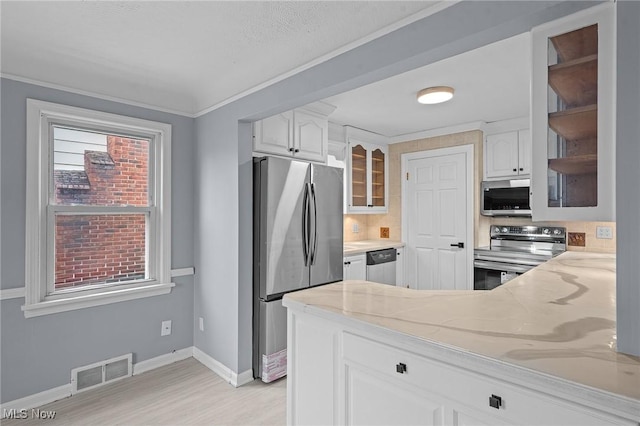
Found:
253,102 -> 335,163
518,129 -> 531,176
293,109 -> 328,163
253,111 -> 294,158
346,126 -> 389,214
484,130 -> 531,180
531,3 -> 615,221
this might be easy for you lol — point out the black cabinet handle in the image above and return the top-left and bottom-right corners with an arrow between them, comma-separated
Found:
512,168 -> 517,172
288,147 -> 294,152
450,242 -> 464,248
294,149 -> 300,153
343,261 -> 351,265
367,204 -> 373,207
396,363 -> 407,374
489,394 -> 502,409
519,167 -> 523,171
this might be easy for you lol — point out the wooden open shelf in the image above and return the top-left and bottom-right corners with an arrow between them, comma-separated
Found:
550,24 -> 598,62
549,104 -> 597,141
548,154 -> 597,175
548,54 -> 597,107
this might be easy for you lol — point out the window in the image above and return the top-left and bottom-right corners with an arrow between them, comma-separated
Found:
24,99 -> 173,317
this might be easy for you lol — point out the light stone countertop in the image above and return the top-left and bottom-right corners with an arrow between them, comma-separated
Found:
343,239 -> 404,256
284,251 -> 640,407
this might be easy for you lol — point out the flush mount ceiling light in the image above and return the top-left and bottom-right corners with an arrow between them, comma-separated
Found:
416,86 -> 454,104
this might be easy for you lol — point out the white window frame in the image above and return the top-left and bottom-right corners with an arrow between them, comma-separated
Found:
24,99 -> 173,318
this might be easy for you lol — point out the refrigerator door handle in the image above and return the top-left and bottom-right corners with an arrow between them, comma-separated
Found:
302,183 -> 311,266
309,182 -> 319,265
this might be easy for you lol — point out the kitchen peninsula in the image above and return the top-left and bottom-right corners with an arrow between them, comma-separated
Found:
283,252 -> 640,425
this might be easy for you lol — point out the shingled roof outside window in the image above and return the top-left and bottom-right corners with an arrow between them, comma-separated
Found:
86,151 -> 115,167
54,170 -> 90,190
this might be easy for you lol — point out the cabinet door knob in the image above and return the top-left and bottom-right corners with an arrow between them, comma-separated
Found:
367,204 -> 373,208
294,149 -> 300,153
519,168 -> 523,171
512,168 -> 517,172
489,394 -> 502,409
289,147 -> 294,152
396,363 -> 407,374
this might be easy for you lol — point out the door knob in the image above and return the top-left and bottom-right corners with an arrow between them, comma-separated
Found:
450,242 -> 464,248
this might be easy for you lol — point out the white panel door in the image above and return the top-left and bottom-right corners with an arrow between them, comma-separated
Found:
405,150 -> 470,290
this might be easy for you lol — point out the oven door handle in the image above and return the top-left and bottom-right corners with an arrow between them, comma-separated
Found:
473,260 -> 532,274
473,255 -> 543,267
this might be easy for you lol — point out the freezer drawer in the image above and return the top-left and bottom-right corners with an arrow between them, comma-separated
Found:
253,299 -> 288,383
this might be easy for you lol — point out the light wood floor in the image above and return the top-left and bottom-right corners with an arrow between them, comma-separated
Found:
3,358 -> 286,425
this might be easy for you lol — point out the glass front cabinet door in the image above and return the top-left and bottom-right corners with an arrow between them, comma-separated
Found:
346,128 -> 389,213
531,4 -> 615,221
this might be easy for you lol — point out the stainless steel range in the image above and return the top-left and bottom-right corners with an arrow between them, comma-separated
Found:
473,225 -> 566,290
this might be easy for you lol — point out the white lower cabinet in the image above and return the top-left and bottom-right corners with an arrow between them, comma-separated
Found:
343,254 -> 366,281
286,308 -> 637,426
345,365 -> 445,425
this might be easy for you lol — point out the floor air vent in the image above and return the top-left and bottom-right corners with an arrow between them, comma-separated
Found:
71,353 -> 132,394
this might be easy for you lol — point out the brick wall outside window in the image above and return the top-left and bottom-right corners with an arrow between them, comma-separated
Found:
54,136 -> 149,289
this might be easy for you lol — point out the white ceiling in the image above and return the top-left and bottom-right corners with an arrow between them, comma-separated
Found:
0,1 -> 443,116
323,32 -> 531,138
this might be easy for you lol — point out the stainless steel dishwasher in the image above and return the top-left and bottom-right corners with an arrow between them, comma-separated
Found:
366,248 -> 396,285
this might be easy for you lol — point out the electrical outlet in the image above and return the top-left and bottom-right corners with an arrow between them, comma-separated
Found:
161,320 -> 172,336
380,227 -> 390,239
199,317 -> 204,332
596,226 -> 613,239
352,223 -> 359,233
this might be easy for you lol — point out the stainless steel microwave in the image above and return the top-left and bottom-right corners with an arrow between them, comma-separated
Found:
481,179 -> 531,217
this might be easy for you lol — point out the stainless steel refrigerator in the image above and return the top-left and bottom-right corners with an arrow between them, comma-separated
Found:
253,156 -> 343,382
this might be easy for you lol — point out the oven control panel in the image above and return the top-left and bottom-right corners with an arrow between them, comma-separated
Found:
491,226 -> 565,238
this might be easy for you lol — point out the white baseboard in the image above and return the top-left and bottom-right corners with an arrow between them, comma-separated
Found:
192,347 -> 254,387
0,384 -> 72,419
1,347 -> 194,417
1,346 -> 254,415
133,347 -> 193,376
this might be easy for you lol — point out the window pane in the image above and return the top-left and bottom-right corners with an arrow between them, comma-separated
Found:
53,127 -> 150,207
54,214 -> 147,290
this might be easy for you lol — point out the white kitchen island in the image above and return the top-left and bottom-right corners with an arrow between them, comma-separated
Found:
283,252 -> 640,425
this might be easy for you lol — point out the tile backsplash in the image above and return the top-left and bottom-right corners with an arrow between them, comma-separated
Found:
344,214 -> 370,242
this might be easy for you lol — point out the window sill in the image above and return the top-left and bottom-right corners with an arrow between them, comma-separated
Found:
21,282 -> 175,318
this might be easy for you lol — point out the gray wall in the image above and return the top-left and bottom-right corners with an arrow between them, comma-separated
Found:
193,1 -> 602,374
0,78 -> 195,403
616,0 -> 640,356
